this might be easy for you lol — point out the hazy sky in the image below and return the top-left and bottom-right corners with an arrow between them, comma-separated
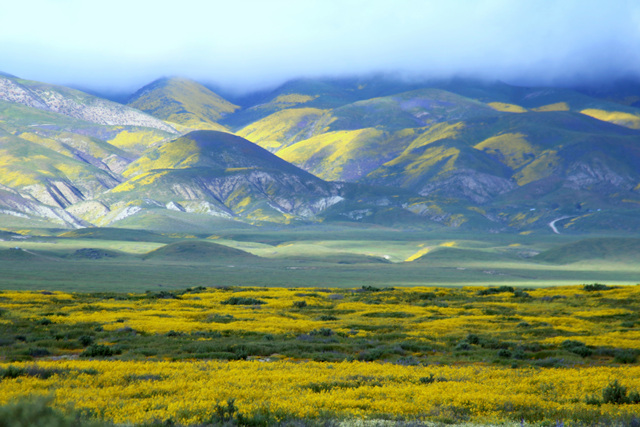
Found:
1,0 -> 639,93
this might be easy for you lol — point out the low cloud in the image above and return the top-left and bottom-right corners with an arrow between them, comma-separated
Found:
1,0 -> 639,93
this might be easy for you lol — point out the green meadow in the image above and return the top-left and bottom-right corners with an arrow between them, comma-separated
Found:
0,226 -> 639,292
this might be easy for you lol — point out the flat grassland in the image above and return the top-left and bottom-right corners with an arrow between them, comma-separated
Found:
1,227 -> 639,291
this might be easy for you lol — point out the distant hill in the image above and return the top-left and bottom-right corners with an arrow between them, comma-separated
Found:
142,240 -> 258,262
128,77 -> 239,131
534,238 -> 640,264
0,75 -> 177,226
58,227 -> 173,243
0,247 -> 44,261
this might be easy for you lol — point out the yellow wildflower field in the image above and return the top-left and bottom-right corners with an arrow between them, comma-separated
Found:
1,284 -> 639,425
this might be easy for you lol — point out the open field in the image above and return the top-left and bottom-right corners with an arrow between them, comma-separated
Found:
1,285 -> 640,426
0,227 -> 640,291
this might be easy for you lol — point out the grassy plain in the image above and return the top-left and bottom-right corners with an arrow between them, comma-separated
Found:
0,226 -> 639,291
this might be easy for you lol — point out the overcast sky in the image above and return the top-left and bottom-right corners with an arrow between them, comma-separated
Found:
1,0 -> 639,93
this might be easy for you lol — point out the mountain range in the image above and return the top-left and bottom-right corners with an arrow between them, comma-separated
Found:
1,72 -> 639,233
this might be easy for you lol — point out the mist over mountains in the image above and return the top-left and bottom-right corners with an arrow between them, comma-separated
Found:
0,70 -> 639,233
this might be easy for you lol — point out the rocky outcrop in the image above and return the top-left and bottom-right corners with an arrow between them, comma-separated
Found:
564,160 -> 633,190
418,169 -> 516,204
0,77 -> 176,133
0,186 -> 86,227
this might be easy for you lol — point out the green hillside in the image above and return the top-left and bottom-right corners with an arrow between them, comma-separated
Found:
128,77 -> 239,131
142,240 -> 258,262
434,79 -> 640,129
534,237 -> 640,264
57,227 -> 173,243
122,130 -> 315,178
223,76 -> 427,129
237,107 -> 332,152
102,130 -> 343,224
0,129 -> 120,206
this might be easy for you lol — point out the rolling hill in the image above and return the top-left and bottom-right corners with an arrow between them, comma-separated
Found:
0,76 -> 178,226
534,238 -> 640,264
128,77 -> 239,131
142,240 -> 258,262
99,130 -> 345,224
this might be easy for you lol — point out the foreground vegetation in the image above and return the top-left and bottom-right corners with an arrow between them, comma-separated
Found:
1,284 -> 640,425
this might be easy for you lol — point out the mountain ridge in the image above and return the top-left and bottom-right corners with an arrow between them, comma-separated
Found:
1,72 -> 640,232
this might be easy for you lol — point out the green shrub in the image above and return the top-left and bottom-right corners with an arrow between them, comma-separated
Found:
358,348 -> 384,361
497,349 -> 512,358
614,349 -> 639,364
455,342 -> 471,351
362,311 -> 414,318
145,290 -> 180,299
513,289 -> 530,298
80,344 -> 115,358
309,328 -> 334,337
466,334 -> 480,345
583,283 -> 611,292
206,314 -> 235,323
0,365 -> 26,379
420,374 -> 436,384
587,380 -> 640,405
561,340 -> 592,357
78,335 -> 94,347
206,398 -> 238,424
0,396 -> 108,427
477,286 -> 514,296
512,349 -> 526,360
602,380 -> 628,404
292,301 -> 307,308
28,348 -> 51,357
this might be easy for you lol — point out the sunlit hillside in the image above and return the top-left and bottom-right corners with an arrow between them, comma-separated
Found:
128,77 -> 239,131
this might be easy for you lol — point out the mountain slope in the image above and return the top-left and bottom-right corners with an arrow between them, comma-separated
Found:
0,129 -> 120,206
223,76 -> 428,129
101,130 -> 344,224
354,112 -> 640,231
3,73 -> 640,232
128,77 -> 239,131
0,75 -> 176,133
232,80 -> 640,231
434,79 -> 640,130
